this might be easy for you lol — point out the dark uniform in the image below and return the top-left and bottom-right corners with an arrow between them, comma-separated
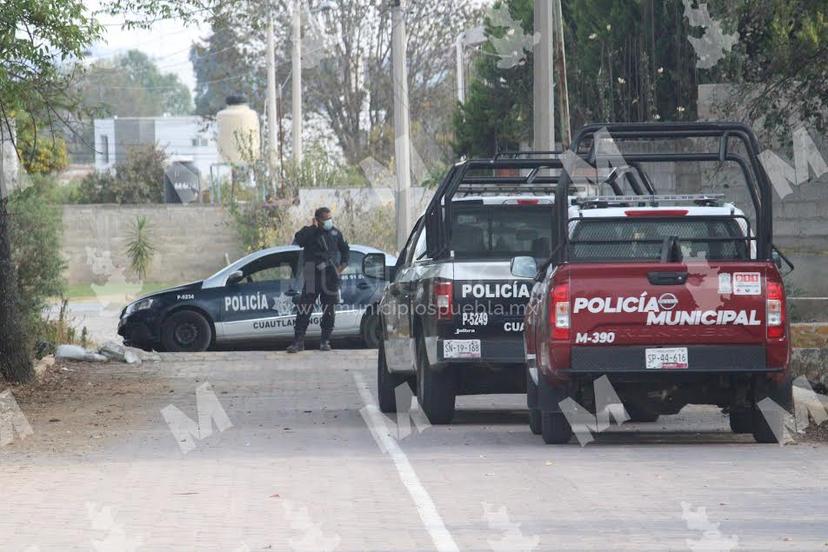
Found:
292,224 -> 350,343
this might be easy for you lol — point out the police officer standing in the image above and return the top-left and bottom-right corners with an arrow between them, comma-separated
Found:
287,207 -> 349,353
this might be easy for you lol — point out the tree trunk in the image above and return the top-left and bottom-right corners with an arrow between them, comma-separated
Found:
0,197 -> 33,383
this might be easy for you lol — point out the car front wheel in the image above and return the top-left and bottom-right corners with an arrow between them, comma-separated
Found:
361,311 -> 381,349
161,310 -> 212,352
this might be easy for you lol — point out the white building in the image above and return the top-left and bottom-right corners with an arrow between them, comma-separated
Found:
93,116 -> 221,181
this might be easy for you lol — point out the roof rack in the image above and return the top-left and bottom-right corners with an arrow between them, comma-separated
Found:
455,183 -> 560,197
492,150 -> 563,160
575,194 -> 726,208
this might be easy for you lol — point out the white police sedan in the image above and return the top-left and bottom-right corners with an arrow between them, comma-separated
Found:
118,245 -> 395,352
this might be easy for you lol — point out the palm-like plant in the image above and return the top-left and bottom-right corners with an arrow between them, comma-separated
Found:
125,215 -> 156,281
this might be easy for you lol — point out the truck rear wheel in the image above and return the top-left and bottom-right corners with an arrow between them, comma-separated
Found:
529,409 -> 542,435
751,376 -> 793,444
416,338 -> 456,424
377,339 -> 401,414
729,409 -> 753,434
625,404 -> 660,423
541,411 -> 573,444
527,372 -> 541,435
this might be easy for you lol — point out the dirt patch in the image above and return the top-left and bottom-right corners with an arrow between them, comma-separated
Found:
1,359 -> 170,457
795,420 -> 828,443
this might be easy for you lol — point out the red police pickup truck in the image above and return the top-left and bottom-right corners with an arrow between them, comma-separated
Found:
523,123 -> 794,445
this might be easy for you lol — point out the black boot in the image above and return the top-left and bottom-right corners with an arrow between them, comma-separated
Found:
319,340 -> 332,352
287,340 -> 305,353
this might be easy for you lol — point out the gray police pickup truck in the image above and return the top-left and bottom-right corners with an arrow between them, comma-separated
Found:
363,155 -> 567,423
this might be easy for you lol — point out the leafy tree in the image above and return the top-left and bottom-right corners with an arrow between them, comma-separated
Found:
707,0 -> 828,138
79,50 -> 193,117
14,111 -> 71,175
454,0 -> 702,157
186,0 -> 477,168
454,0 -> 534,157
567,0 -> 698,125
190,11 -> 267,117
78,144 -> 167,203
0,0 -> 100,382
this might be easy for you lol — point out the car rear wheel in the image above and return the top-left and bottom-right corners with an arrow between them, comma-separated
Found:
161,310 -> 212,352
541,411 -> 573,444
416,337 -> 456,425
377,337 -> 401,413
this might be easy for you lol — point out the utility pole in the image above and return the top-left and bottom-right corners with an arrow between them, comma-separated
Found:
455,33 -> 465,104
391,0 -> 412,250
552,0 -> 571,148
533,0 -> 555,151
266,13 -> 280,185
277,87 -> 285,179
291,0 -> 303,165
454,27 -> 486,104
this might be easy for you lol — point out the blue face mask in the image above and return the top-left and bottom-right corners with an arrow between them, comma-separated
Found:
322,219 -> 334,231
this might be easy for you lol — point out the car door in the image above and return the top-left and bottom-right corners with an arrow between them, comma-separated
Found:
332,250 -> 376,335
383,222 -> 423,373
219,250 -> 301,341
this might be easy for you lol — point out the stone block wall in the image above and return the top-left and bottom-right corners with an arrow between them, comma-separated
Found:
62,204 -> 243,285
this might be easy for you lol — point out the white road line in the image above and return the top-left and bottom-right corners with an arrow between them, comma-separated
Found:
353,372 -> 460,552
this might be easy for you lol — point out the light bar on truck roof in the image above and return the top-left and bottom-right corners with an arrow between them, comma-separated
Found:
575,194 -> 725,207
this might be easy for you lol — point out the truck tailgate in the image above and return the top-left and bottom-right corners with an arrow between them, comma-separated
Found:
568,262 -> 768,346
452,261 -> 532,332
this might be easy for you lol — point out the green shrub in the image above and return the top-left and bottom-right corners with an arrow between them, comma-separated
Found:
228,199 -> 396,255
282,145 -> 370,190
77,144 -> 166,203
7,177 -> 67,353
229,202 -> 298,253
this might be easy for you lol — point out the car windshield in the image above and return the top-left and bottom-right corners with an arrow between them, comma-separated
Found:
450,204 -> 555,260
569,217 -> 750,262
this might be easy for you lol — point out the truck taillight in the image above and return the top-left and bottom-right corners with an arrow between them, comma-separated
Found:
435,280 -> 453,320
767,280 -> 785,339
549,283 -> 570,340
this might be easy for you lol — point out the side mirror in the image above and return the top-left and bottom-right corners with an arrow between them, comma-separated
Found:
226,270 -> 244,285
362,253 -> 387,280
771,250 -> 782,269
771,245 -> 795,275
510,256 -> 538,279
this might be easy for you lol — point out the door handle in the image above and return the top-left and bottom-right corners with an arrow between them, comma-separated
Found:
285,289 -> 299,296
647,271 -> 688,285
357,282 -> 371,290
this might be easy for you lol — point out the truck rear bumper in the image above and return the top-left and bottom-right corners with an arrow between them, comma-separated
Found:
570,345 -> 782,373
435,336 -> 525,365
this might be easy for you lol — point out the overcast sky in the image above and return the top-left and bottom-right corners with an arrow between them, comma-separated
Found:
84,0 -> 205,92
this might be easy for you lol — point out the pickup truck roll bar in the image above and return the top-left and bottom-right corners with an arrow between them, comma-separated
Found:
560,122 -> 774,261
424,155 -> 572,258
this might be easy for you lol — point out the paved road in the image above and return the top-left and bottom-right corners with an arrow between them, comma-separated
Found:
2,350 -> 827,551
